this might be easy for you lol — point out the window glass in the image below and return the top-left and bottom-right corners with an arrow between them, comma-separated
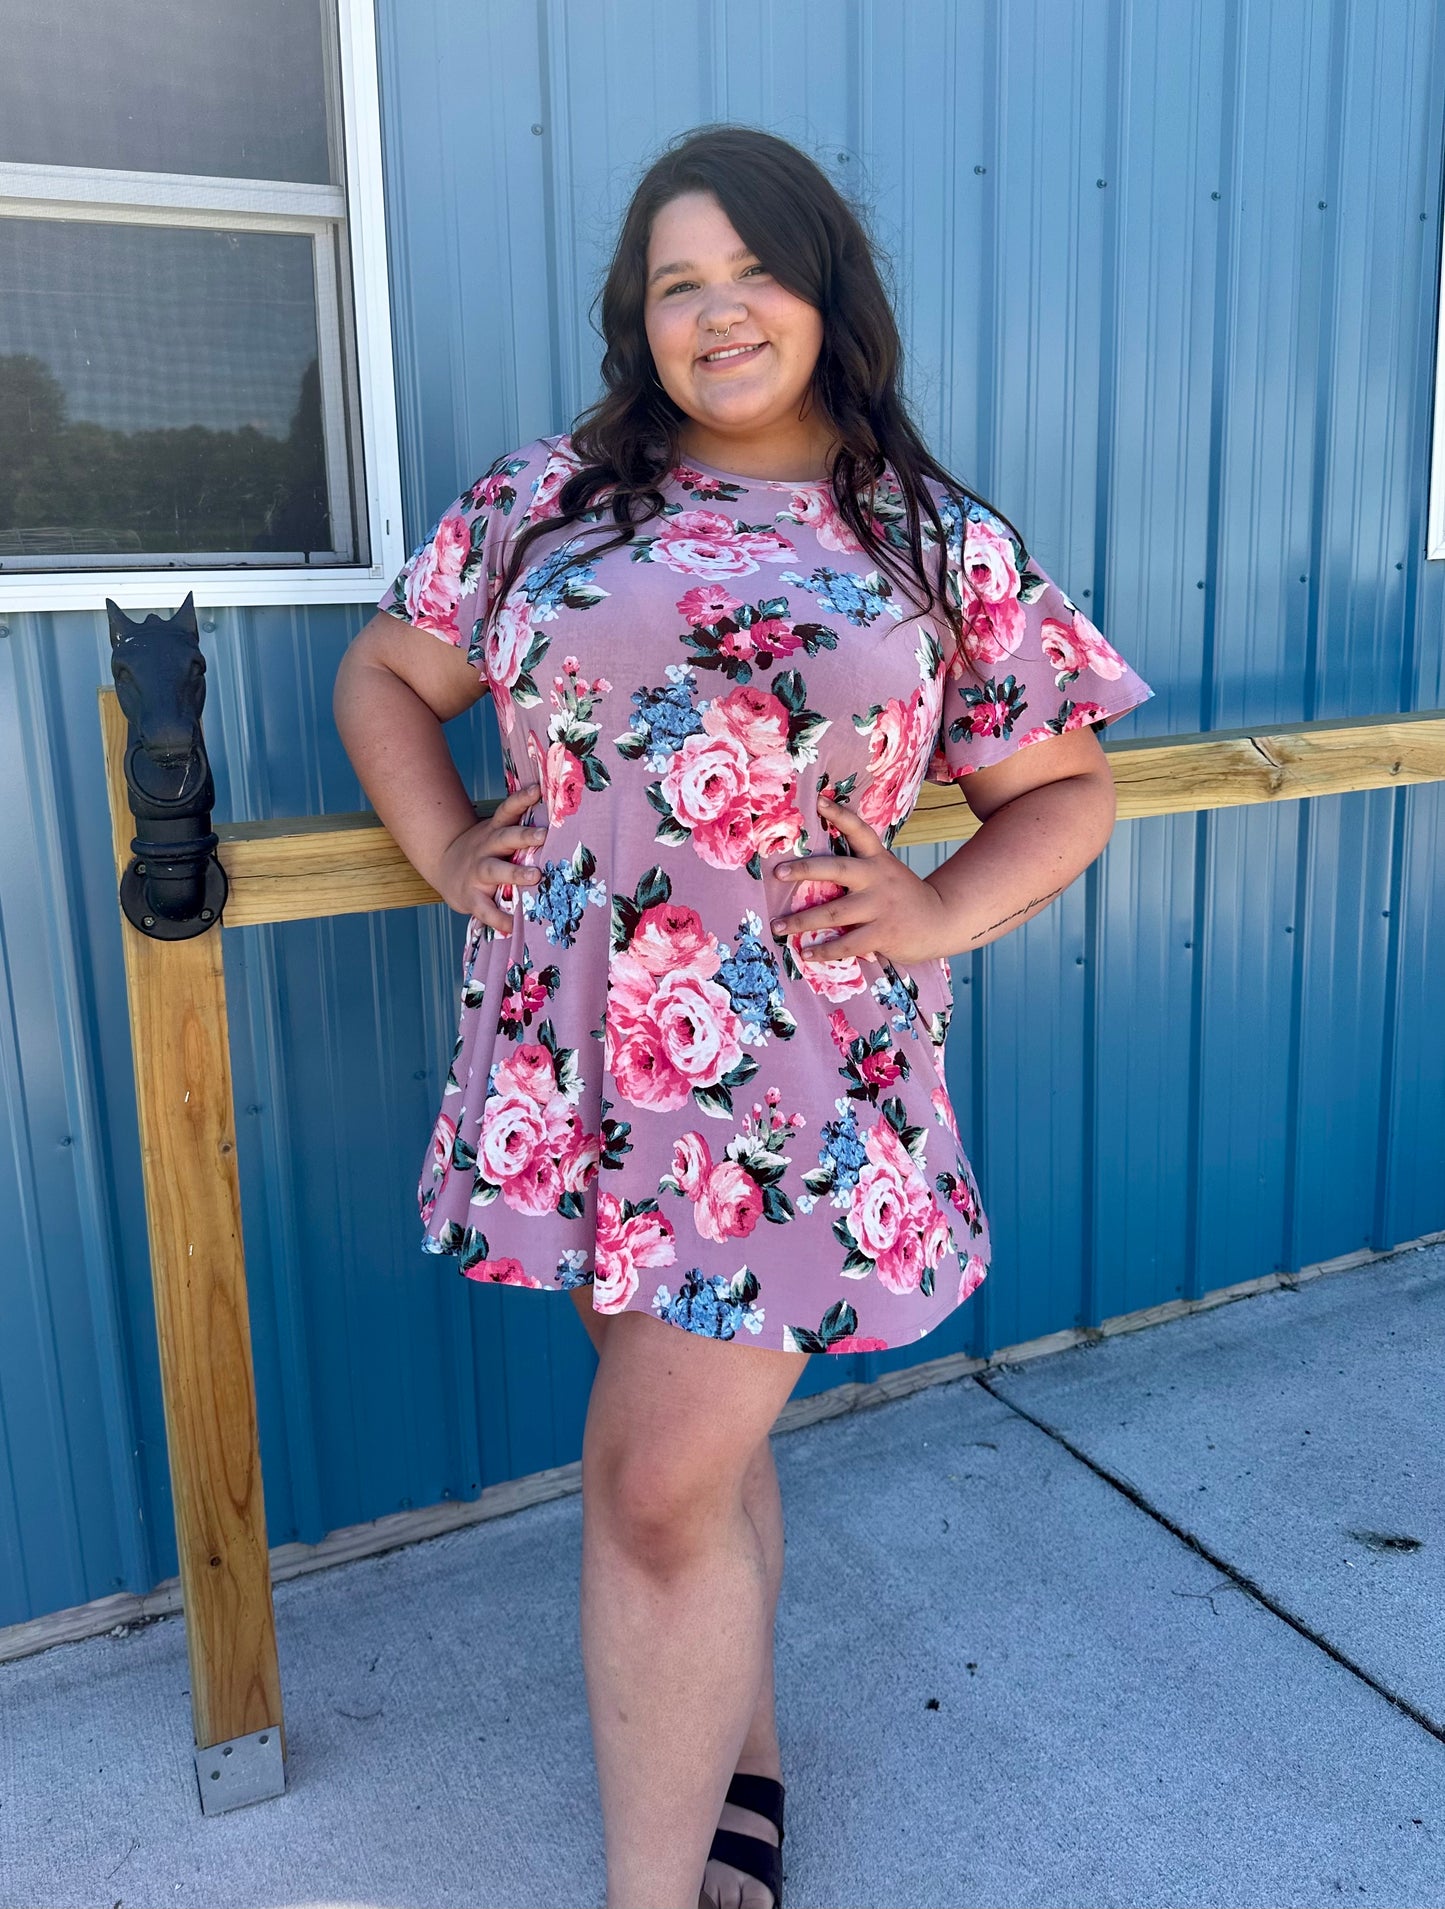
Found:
0,220 -> 332,563
0,0 -> 332,182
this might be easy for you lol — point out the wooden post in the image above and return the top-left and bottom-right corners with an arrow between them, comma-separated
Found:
98,687 -> 284,1811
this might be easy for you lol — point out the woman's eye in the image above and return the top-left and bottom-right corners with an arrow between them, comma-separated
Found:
661,264 -> 767,296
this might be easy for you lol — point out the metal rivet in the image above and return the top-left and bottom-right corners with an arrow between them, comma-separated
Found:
200,908 -> 214,920
530,123 -> 543,134
1317,200 -> 1327,209
974,164 -> 987,175
1096,178 -> 1107,188
1211,191 -> 1220,200
142,915 -> 156,928
135,861 -> 147,874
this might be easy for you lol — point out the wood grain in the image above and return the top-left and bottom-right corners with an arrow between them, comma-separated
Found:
98,688 -> 284,1764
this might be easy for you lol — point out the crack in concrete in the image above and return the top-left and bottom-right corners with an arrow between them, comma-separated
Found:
973,1371 -> 1445,1748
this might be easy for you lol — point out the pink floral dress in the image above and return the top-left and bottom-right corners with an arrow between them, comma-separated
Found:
377,433 -> 1153,1354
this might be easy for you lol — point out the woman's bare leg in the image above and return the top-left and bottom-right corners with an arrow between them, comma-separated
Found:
569,1286 -> 788,1906
570,1287 -> 785,1756
576,1303 -> 801,1908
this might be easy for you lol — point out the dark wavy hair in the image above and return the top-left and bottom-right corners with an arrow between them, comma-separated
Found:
490,122 -> 1030,647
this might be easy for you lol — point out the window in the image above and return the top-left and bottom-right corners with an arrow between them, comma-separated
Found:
0,0 -> 403,609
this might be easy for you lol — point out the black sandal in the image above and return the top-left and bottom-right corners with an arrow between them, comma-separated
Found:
705,1771 -> 785,1907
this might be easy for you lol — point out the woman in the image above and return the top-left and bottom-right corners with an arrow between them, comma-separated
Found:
335,124 -> 1152,1909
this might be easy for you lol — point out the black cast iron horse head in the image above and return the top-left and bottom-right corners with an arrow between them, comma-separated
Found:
107,592 -> 228,939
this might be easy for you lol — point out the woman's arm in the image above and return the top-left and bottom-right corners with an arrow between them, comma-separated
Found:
332,611 -> 494,894
922,725 -> 1118,956
768,725 -> 1119,966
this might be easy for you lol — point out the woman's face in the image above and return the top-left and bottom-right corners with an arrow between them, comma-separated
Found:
643,190 -> 826,455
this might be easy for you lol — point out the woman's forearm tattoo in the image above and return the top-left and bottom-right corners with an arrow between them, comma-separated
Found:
969,885 -> 1065,943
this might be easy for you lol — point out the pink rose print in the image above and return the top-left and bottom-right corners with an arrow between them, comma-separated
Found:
858,682 -> 938,834
529,443 -> 584,519
660,728 -> 750,829
784,876 -> 870,1002
494,1043 -> 555,1104
958,1254 -> 988,1303
958,593 -> 1025,671
652,970 -> 745,1087
930,1084 -> 962,1149
752,799 -> 806,861
825,1334 -> 890,1354
648,509 -> 794,578
678,583 -> 743,625
704,683 -> 792,762
545,738 -> 585,821
694,1160 -> 764,1242
403,508 -> 472,638
428,1110 -> 456,1181
608,1028 -> 692,1111
558,1122 -> 602,1193
462,1257 -> 544,1288
782,487 -> 865,554
476,1091 -> 549,1186
960,514 -> 1022,607
844,1121 -> 940,1295
629,900 -> 723,978
670,1131 -> 713,1198
1041,617 -> 1088,678
485,597 -> 533,732
594,1191 -> 676,1313
1079,622 -> 1127,679
1061,700 -> 1109,730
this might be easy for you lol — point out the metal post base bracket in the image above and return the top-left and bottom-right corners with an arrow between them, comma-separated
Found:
194,1725 -> 286,1814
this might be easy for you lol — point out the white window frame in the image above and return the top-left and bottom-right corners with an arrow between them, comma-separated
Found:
0,0 -> 403,611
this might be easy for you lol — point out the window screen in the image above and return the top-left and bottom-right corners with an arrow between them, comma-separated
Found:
0,0 -> 368,574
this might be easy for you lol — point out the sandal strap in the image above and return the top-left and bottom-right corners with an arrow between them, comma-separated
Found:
707,1825 -> 783,1903
724,1771 -> 785,1841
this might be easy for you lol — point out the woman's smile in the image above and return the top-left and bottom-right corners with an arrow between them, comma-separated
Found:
696,340 -> 769,369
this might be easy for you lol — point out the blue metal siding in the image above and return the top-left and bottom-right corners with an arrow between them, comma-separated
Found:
2,0 -> 1443,1626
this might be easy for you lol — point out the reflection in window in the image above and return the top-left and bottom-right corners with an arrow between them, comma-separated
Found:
0,221 -> 331,562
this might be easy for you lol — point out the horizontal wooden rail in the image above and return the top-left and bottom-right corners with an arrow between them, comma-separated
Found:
213,710 -> 1445,929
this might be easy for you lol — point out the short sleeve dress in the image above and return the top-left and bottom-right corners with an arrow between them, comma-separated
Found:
377,432 -> 1154,1354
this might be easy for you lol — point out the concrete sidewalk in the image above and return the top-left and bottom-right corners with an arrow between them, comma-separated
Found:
3,1244 -> 1443,1908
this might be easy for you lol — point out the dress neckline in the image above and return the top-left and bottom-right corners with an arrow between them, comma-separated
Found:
670,450 -> 833,488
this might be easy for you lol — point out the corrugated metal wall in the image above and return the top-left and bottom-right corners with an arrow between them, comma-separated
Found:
3,0 -> 1444,1629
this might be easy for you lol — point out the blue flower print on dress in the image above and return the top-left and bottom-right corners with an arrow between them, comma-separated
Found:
717,911 -> 797,1045
652,1265 -> 766,1339
521,841 -> 608,947
520,537 -> 611,620
797,1098 -> 868,1209
614,668 -> 706,768
777,565 -> 904,627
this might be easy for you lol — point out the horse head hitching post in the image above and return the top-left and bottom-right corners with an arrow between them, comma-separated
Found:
106,591 -> 229,938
